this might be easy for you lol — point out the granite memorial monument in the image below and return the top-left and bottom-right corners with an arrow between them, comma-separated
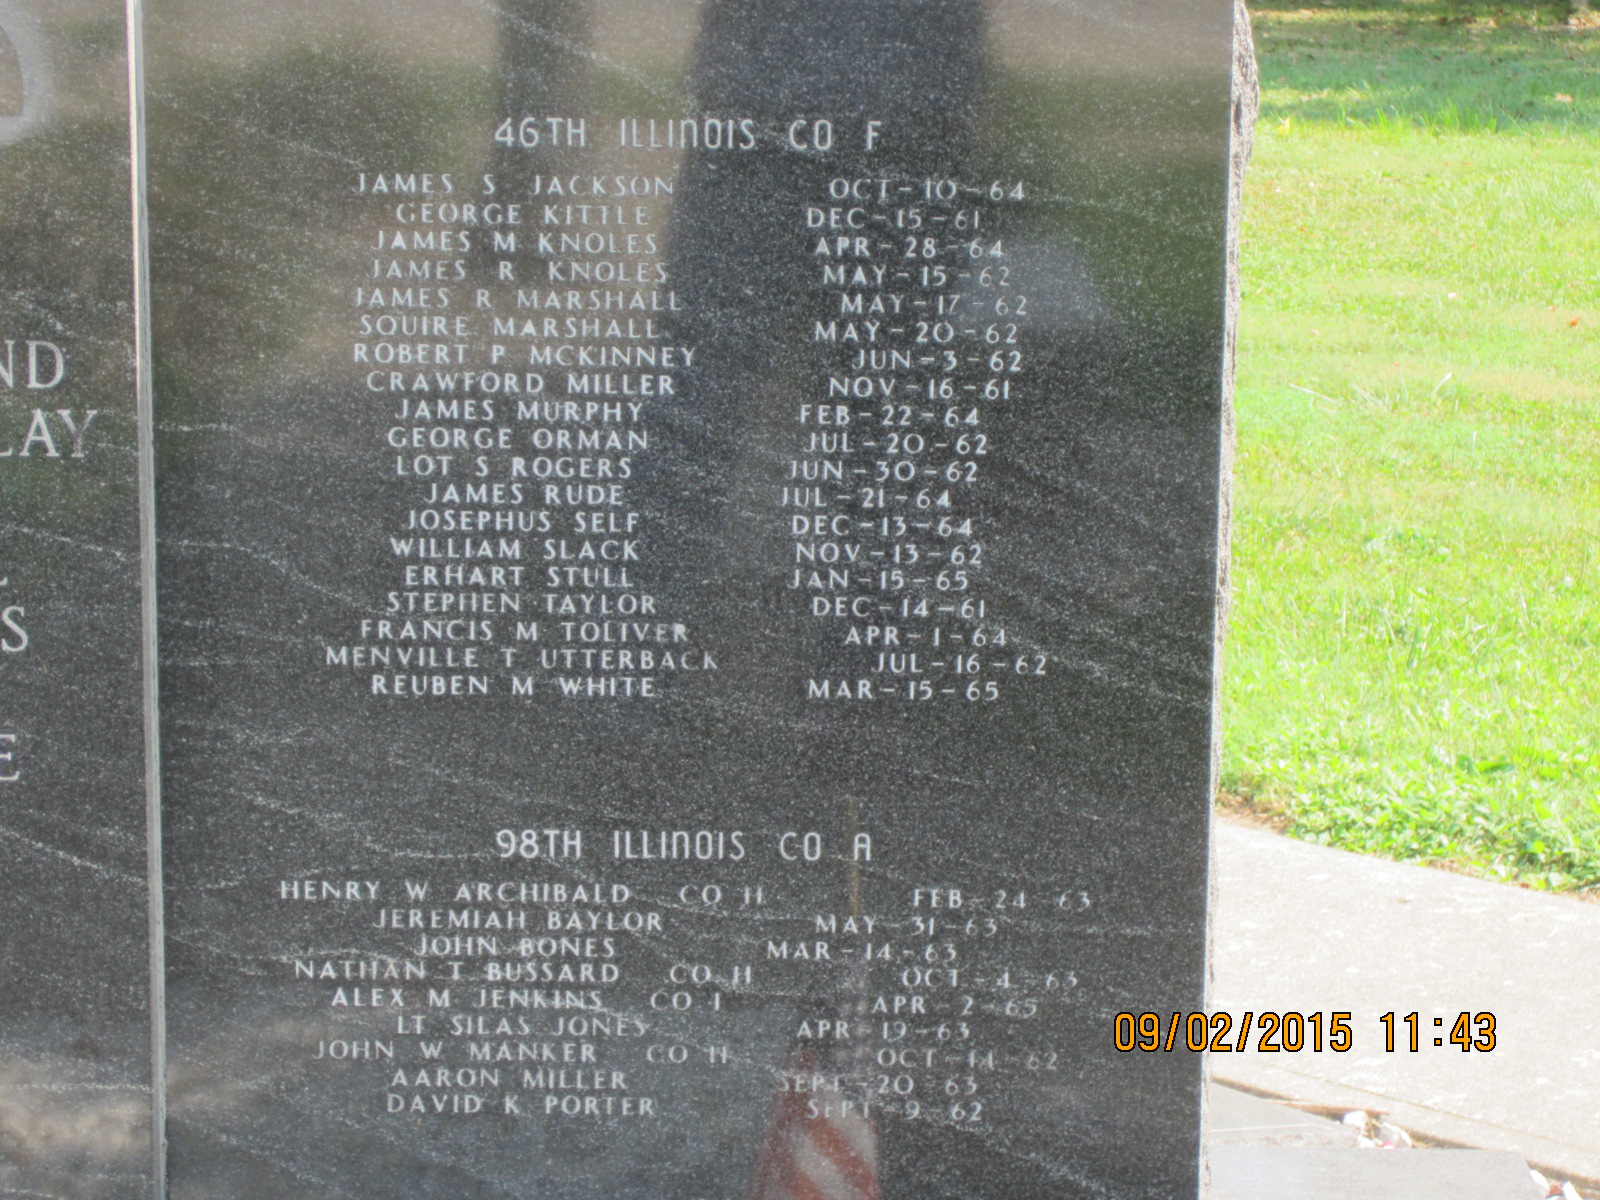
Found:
5,1 -> 1248,1196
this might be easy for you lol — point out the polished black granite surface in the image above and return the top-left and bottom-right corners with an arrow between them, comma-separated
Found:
145,2 -> 1237,1197
0,2 -> 152,1196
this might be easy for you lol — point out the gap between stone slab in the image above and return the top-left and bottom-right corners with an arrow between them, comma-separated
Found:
1211,1071 -> 1600,1198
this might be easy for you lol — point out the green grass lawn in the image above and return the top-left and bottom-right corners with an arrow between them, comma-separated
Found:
1225,0 -> 1600,889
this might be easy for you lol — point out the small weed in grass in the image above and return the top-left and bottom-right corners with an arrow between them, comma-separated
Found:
1225,0 -> 1600,890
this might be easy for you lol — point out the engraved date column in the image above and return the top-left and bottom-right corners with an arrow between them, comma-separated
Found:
791,175 -> 1043,704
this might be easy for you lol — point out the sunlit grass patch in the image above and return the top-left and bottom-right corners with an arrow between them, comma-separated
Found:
1226,1 -> 1600,889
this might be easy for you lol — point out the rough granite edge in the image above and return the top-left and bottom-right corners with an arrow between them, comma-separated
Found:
1203,1 -> 1259,1193
1214,0 -> 1258,808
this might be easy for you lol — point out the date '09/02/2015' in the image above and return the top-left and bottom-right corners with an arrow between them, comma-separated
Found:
1114,1010 -> 1498,1054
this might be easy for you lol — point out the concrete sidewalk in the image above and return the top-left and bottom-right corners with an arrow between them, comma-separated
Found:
1210,820 -> 1600,1188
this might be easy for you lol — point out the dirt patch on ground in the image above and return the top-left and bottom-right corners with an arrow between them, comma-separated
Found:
1214,789 -> 1290,835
